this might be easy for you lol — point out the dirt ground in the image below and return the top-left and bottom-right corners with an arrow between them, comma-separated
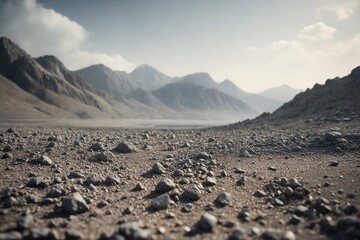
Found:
0,121 -> 359,240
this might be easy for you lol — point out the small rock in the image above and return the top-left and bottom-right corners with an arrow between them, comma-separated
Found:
198,213 -> 217,232
183,185 -> 202,201
17,214 -> 34,230
151,194 -> 171,211
0,231 -> 22,240
117,222 -> 149,240
284,187 -> 294,197
65,229 -> 84,240
105,175 -> 121,185
329,160 -> 339,167
288,215 -> 303,225
61,192 -> 90,215
26,177 -> 47,189
228,227 -> 247,240
239,150 -> 250,157
152,162 -> 166,174
182,203 -> 194,212
215,192 -> 231,207
30,155 -> 53,166
204,177 -> 217,186
90,151 -> 115,162
155,179 -> 176,193
89,142 -> 104,151
133,183 -> 146,191
196,152 -> 210,160
114,141 -> 137,153
253,190 -> 267,198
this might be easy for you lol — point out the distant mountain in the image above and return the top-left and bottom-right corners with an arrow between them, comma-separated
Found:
128,64 -> 175,91
248,67 -> 360,123
74,64 -> 134,100
218,80 -> 282,113
259,84 -> 301,102
0,37 -> 124,119
152,79 -> 257,120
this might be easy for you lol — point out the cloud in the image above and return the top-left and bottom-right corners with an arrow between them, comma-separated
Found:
0,0 -> 132,71
298,22 -> 337,41
245,23 -> 360,91
316,0 -> 360,20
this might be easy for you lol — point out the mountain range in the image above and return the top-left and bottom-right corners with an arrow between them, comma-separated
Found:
0,36 -> 301,121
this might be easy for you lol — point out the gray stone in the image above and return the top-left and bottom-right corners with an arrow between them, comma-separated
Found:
155,179 -> 176,193
65,229 -> 84,240
17,214 -> 34,230
117,222 -> 149,240
91,151 -> 115,162
26,177 -> 47,188
182,203 -> 194,212
196,152 -> 210,160
228,227 -> 247,240
105,175 -> 121,185
253,190 -> 267,198
151,194 -> 171,211
84,174 -> 104,186
239,150 -> 250,157
114,141 -> 137,153
89,142 -> 104,151
215,192 -> 231,207
46,185 -> 65,198
204,177 -> 217,186
61,192 -> 90,215
198,212 -> 217,232
30,155 -> 53,166
183,185 -> 202,201
28,227 -> 58,240
152,162 -> 166,174
0,231 -> 22,240
329,160 -> 339,167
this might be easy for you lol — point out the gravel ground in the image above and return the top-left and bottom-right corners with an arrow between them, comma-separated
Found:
0,121 -> 359,240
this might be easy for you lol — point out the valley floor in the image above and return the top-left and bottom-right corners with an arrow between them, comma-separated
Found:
0,121 -> 359,240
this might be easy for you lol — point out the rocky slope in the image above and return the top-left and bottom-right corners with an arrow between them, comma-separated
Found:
239,66 -> 360,125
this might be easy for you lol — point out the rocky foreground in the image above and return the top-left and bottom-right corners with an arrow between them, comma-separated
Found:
0,122 -> 359,240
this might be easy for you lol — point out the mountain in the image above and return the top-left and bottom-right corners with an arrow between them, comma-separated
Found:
74,64 -> 134,100
128,64 -> 175,91
152,79 -> 257,120
218,80 -> 282,113
0,37 -> 124,119
259,84 -> 301,102
247,66 -> 360,123
0,74 -> 76,119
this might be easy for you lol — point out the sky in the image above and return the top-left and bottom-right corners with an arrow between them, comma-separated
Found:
0,0 -> 359,92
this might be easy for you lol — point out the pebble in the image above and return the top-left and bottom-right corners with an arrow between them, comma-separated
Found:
0,231 -> 22,240
113,141 -> 137,153
198,212 -> 218,232
117,222 -> 149,240
183,185 -> 202,201
61,192 -> 90,215
155,179 -> 176,193
253,190 -> 267,198
152,162 -> 166,174
30,155 -> 53,166
215,192 -> 231,206
151,194 -> 171,211
204,177 -> 217,186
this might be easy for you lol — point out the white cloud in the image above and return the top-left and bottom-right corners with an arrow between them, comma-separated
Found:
316,0 -> 360,20
298,22 -> 337,41
244,23 -> 360,91
0,0 -> 132,71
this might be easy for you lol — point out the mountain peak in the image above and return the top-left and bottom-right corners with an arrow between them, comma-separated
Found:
0,36 -> 29,74
131,64 -> 160,75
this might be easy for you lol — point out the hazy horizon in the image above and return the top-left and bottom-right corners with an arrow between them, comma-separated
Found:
0,0 -> 359,92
